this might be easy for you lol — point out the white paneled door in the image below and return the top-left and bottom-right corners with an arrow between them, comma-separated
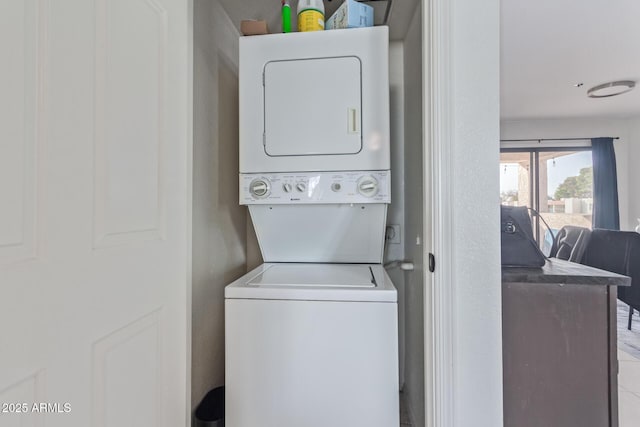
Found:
0,0 -> 191,426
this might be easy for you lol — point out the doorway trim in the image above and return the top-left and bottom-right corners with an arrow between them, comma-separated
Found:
424,0 -> 454,425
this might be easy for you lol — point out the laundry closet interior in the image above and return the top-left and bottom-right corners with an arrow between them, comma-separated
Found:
191,0 -> 427,425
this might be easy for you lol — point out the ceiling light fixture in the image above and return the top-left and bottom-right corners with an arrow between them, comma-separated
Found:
587,80 -> 636,98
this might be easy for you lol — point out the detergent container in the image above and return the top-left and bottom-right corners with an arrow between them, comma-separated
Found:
298,0 -> 325,32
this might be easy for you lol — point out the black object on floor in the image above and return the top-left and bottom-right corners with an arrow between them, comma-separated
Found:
195,386 -> 224,427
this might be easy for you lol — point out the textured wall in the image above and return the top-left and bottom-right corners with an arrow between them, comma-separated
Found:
192,0 -> 245,411
627,118 -> 640,231
402,5 -> 425,427
451,0 -> 503,424
387,41 -> 407,390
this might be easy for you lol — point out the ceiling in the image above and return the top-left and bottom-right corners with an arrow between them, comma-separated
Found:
215,0 -> 640,120
217,0 -> 419,41
501,0 -> 640,120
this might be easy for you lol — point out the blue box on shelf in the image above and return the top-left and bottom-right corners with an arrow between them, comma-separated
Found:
326,0 -> 374,30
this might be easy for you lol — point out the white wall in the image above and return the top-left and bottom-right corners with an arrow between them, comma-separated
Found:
501,117 -> 640,230
629,117 -> 640,230
388,43 -> 406,265
402,6 -> 425,427
387,41 -> 407,390
192,0 -> 244,411
450,0 -> 503,424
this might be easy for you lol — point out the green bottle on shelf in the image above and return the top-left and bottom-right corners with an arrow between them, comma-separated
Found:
282,0 -> 292,33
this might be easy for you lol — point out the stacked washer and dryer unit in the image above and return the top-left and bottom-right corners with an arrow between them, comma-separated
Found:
225,26 -> 399,427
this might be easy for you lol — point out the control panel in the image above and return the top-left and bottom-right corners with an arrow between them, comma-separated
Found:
240,171 -> 390,204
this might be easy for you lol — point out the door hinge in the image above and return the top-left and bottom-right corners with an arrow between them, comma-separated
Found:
262,71 -> 265,86
428,253 -> 435,273
263,132 -> 266,146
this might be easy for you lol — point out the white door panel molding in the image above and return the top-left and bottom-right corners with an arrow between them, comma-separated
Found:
93,0 -> 169,248
92,310 -> 162,427
0,0 -> 44,265
0,0 -> 191,425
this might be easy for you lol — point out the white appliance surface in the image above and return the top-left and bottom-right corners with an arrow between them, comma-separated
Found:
225,263 -> 397,302
225,263 -> 399,427
239,26 -> 389,173
240,170 -> 390,204
248,263 -> 375,287
264,56 -> 362,156
249,204 -> 387,263
230,26 -> 397,427
240,170 -> 389,264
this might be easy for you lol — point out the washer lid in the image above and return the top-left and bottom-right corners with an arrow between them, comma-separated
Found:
225,263 -> 397,302
247,264 -> 376,288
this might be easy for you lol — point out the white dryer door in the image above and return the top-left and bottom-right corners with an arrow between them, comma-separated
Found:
263,56 -> 362,156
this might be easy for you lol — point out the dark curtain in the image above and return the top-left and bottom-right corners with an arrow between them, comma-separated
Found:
592,137 -> 620,230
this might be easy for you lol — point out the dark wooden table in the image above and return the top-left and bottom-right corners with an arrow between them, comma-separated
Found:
502,259 -> 630,427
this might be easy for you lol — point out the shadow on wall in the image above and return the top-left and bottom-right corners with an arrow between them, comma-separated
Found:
191,0 -> 248,415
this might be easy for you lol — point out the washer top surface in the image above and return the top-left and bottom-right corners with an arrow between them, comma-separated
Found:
225,263 -> 397,302
248,264 -> 376,287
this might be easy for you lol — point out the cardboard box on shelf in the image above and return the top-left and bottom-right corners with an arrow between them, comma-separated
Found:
326,0 -> 374,30
240,20 -> 268,36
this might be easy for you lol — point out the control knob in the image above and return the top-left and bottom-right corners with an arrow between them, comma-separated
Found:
249,178 -> 270,198
296,182 -> 307,193
357,176 -> 379,197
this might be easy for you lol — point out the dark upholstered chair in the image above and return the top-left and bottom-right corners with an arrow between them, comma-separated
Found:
580,229 -> 640,330
549,226 -> 592,263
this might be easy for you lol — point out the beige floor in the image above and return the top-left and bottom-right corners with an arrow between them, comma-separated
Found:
618,347 -> 640,426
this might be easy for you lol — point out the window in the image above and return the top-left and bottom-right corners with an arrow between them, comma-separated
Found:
500,148 -> 593,254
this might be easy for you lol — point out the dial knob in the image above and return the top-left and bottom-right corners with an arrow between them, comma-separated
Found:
357,176 -> 379,197
296,182 -> 307,193
249,178 -> 270,198
282,183 -> 292,193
